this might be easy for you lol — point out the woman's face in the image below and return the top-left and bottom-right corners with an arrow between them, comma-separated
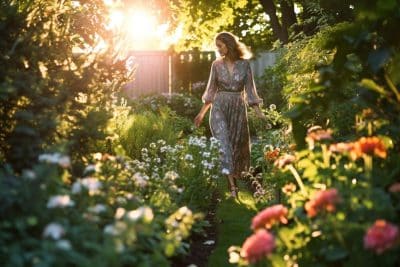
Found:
216,39 -> 228,57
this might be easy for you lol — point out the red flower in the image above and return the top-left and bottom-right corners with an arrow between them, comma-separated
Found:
364,220 -> 399,254
351,137 -> 387,160
251,204 -> 288,230
305,188 -> 341,218
264,148 -> 280,162
240,229 -> 276,263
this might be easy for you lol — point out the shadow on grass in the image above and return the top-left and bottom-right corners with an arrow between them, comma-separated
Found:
207,179 -> 258,267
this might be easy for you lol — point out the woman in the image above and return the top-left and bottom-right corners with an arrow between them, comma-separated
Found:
194,32 -> 265,198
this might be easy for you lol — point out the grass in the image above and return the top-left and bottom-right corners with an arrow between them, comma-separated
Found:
207,178 -> 258,267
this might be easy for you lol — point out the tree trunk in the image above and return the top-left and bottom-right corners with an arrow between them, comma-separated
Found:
281,0 -> 297,30
258,0 -> 289,44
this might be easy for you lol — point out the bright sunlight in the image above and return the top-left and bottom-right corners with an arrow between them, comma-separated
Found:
107,5 -> 180,51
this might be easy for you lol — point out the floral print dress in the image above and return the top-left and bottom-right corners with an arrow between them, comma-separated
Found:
202,58 -> 263,177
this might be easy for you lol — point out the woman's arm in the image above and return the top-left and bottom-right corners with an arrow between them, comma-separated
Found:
194,102 -> 212,127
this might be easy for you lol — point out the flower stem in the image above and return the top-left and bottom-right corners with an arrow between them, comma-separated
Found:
287,164 -> 306,195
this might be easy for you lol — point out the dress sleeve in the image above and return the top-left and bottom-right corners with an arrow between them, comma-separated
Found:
201,61 -> 218,104
244,60 -> 263,107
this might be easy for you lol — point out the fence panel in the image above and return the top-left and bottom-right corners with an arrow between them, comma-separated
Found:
123,50 -> 276,98
124,51 -> 170,98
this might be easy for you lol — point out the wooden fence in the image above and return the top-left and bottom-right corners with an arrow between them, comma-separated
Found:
123,50 -> 276,98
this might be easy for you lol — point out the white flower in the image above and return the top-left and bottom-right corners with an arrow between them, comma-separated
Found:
184,154 -> 193,161
127,206 -> 153,223
269,104 -> 276,110
104,221 -> 127,236
202,151 -> 211,158
157,139 -> 166,146
22,169 -> 36,180
88,204 -> 107,214
56,239 -> 72,250
58,156 -> 71,168
203,240 -> 215,245
43,223 -> 65,239
115,207 -> 126,219
132,172 -> 148,187
149,142 -> 156,149
38,153 -> 70,168
164,170 -> 179,181
93,152 -> 102,161
222,168 -> 230,175
83,164 -> 100,174
47,195 -> 74,208
71,177 -> 102,195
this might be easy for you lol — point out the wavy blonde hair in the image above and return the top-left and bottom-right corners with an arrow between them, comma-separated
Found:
215,32 -> 252,60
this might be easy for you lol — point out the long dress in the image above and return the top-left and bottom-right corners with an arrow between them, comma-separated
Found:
202,58 -> 263,177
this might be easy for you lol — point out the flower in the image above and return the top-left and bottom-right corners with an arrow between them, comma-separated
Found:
264,148 -> 280,162
251,204 -> 288,230
240,229 -> 276,263
274,154 -> 296,169
47,195 -> 74,208
388,182 -> 400,193
164,170 -> 179,181
282,183 -> 297,195
364,220 -> 399,254
329,142 -> 354,153
306,127 -> 333,149
43,223 -> 65,240
305,188 -> 341,217
71,177 -> 102,195
350,136 -> 387,160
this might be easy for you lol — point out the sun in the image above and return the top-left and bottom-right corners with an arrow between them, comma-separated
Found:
127,10 -> 157,38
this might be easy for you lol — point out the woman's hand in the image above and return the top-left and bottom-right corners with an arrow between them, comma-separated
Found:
194,103 -> 211,128
253,105 -> 267,120
194,113 -> 205,128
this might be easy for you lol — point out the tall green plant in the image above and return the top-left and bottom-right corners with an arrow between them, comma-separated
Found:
0,0 -> 133,170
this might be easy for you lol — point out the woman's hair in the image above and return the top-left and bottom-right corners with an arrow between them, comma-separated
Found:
215,32 -> 252,60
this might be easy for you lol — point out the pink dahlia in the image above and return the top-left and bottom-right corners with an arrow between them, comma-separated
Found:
364,220 -> 399,254
305,188 -> 341,218
251,204 -> 288,230
240,229 -> 276,263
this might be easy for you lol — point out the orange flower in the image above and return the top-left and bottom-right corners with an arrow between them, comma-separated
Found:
240,229 -> 276,263
264,148 -> 280,162
251,204 -> 289,230
282,183 -> 297,195
364,220 -> 399,254
305,188 -> 341,218
351,137 -> 387,160
274,154 -> 296,169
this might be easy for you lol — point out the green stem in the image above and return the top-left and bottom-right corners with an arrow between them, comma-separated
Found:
287,164 -> 306,196
321,144 -> 330,168
363,154 -> 373,179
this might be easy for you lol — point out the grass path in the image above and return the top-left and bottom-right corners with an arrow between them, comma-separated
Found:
206,179 -> 258,267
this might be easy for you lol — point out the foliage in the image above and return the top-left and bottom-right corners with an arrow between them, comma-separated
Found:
232,1 -> 400,266
0,132 -> 220,266
0,0 -> 133,170
115,107 -> 184,159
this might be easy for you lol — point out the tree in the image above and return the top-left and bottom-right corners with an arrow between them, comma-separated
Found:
0,0 -> 133,170
168,0 -> 355,50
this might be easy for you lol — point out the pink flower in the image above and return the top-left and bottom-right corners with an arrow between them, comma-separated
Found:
305,188 -> 341,218
240,229 -> 276,263
274,154 -> 296,169
251,204 -> 288,230
388,182 -> 400,193
364,220 -> 399,254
